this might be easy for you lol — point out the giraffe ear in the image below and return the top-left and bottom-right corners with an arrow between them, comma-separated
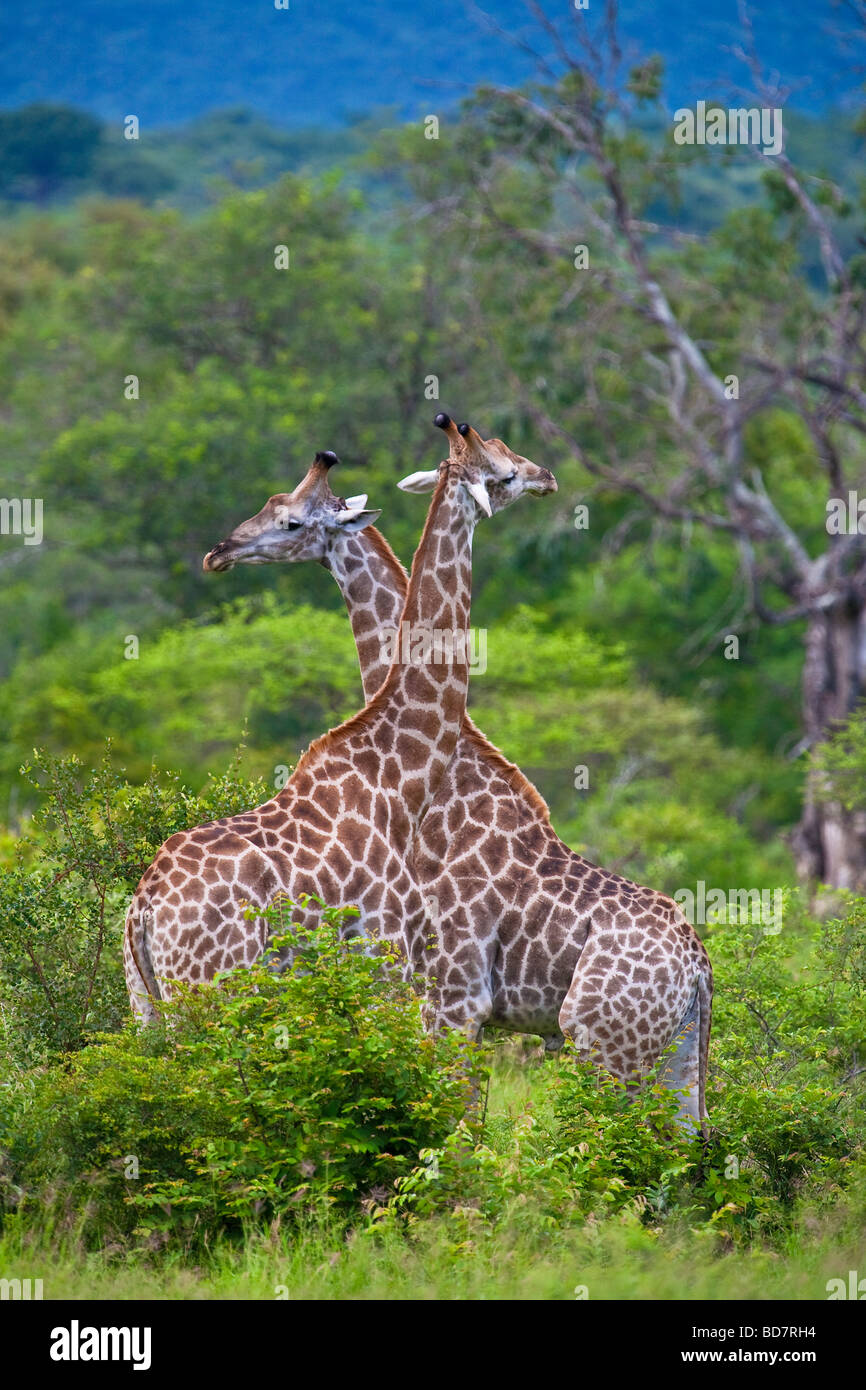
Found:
343,494 -> 368,510
397,470 -> 438,493
332,507 -> 381,532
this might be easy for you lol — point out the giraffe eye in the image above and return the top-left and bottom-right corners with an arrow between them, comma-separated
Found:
280,519 -> 302,531
503,472 -> 517,483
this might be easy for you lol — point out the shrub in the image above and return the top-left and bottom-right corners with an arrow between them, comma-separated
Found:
546,1055 -> 694,1212
0,904 -> 477,1249
391,1047 -> 695,1232
392,897 -> 866,1247
692,907 -> 861,1240
0,746 -> 269,1063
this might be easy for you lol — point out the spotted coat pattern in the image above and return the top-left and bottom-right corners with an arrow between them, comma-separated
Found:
186,435 -> 713,1131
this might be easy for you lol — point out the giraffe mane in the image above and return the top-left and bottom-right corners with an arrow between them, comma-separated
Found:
460,716 -> 552,824
364,524 -> 409,586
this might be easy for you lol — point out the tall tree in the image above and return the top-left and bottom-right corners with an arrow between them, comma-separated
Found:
0,105 -> 103,202
406,0 -> 866,888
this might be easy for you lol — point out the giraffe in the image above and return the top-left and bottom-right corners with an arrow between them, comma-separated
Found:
123,416 -> 557,1032
204,422 -> 713,1132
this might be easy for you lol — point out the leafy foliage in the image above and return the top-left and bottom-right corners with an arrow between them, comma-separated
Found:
1,25 -> 866,1295
0,904 -> 475,1248
0,747 -> 268,1063
812,706 -> 866,812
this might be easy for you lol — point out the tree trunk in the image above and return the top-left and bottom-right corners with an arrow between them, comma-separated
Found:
793,596 -> 866,889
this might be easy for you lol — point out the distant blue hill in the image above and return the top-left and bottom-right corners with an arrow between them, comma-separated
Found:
0,0 -> 856,128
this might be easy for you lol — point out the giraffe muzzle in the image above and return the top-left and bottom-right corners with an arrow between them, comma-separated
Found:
202,540 -> 236,572
527,468 -> 557,495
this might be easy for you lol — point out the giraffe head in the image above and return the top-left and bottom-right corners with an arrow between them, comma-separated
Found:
202,452 -> 380,572
397,414 -> 557,516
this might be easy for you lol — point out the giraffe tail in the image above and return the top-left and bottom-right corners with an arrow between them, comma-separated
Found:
124,896 -> 161,1022
696,958 -> 713,1135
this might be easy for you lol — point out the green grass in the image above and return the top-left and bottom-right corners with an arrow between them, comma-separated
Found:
2,1044 -> 863,1301
2,1218 -> 862,1301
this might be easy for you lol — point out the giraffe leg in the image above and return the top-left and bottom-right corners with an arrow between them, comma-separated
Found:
424,990 -> 491,1043
657,989 -> 703,1134
124,901 -> 160,1024
418,923 -> 494,1043
557,931 -> 705,1134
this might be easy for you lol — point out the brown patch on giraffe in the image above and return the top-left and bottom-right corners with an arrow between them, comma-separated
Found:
400,707 -> 441,739
349,573 -> 373,604
342,774 -> 372,818
396,734 -> 429,771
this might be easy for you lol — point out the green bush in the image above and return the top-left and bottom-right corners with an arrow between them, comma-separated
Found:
390,901 -> 866,1247
546,1057 -> 694,1210
1,743 -> 864,1263
0,746 -> 269,1064
391,1048 -> 694,1233
688,906 -> 862,1240
0,904 -> 477,1249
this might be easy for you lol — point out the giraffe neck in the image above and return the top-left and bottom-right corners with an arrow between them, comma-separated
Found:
322,527 -> 407,701
300,463 -> 477,834
372,463 -> 475,823
322,519 -> 554,835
